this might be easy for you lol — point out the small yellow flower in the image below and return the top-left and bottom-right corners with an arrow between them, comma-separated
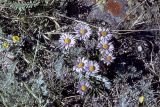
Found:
12,35 -> 21,43
81,85 -> 87,91
2,41 -> 9,48
139,96 -> 145,103
64,38 -> 71,44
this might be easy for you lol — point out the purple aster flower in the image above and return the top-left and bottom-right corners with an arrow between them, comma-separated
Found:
101,51 -> 116,65
74,23 -> 92,41
73,57 -> 88,73
85,61 -> 99,75
77,81 -> 91,95
97,27 -> 112,40
97,38 -> 114,54
59,33 -> 76,50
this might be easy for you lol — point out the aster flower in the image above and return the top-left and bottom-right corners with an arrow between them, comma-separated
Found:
101,51 -> 115,65
74,23 -> 92,41
85,61 -> 99,75
98,27 -> 112,40
73,57 -> 88,73
97,38 -> 114,54
77,81 -> 91,95
59,33 -> 76,50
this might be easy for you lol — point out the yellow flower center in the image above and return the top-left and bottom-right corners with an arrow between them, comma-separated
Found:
77,62 -> 84,68
64,38 -> 71,44
139,96 -> 145,103
106,56 -> 112,61
79,29 -> 87,35
81,85 -> 87,91
12,35 -> 21,42
102,44 -> 109,49
101,31 -> 107,37
2,42 -> 9,48
89,66 -> 95,72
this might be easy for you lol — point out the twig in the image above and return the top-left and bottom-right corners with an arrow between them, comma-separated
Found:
23,82 -> 42,106
48,13 -> 160,33
44,31 -> 77,35
31,40 -> 39,70
55,12 -> 98,28
130,12 -> 145,28
112,29 -> 160,32
148,41 -> 159,77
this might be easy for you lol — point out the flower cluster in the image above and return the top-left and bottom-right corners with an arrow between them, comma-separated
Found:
0,34 -> 23,51
73,57 -> 100,75
59,23 -> 116,95
59,23 -> 92,50
97,27 -> 115,65
73,57 -> 99,95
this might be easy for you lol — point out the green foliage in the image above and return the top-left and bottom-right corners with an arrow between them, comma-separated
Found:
0,56 -> 29,106
32,72 -> 48,96
89,73 -> 111,89
54,54 -> 64,78
10,1 -> 40,11
0,52 -> 49,106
